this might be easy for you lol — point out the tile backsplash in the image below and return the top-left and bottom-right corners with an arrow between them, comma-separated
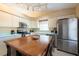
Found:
0,27 -> 17,34
29,28 -> 39,32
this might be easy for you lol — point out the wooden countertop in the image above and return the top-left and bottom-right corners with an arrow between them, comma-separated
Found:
6,35 -> 51,56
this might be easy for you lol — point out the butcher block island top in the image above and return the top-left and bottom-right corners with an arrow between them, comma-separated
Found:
6,35 -> 52,56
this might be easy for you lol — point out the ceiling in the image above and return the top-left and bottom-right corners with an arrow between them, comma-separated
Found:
47,3 -> 77,10
3,3 -> 78,18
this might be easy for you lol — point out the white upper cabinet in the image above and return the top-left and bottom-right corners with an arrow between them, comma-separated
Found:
30,20 -> 38,28
0,11 -> 12,27
11,16 -> 19,27
19,18 -> 30,28
19,18 -> 38,28
0,11 -> 31,27
0,11 -> 20,27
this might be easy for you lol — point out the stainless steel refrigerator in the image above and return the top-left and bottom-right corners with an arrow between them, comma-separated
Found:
57,18 -> 79,55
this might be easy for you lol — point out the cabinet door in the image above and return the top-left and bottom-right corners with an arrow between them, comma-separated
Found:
0,11 -> 12,27
12,16 -> 19,27
30,20 -> 38,28
19,18 -> 30,28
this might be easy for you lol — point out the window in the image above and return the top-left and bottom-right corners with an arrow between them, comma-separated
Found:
38,20 -> 49,31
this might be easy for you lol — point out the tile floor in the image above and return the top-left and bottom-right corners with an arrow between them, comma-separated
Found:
52,48 -> 75,56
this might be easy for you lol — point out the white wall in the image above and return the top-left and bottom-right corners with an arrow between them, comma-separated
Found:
75,5 -> 79,18
37,8 -> 76,31
29,20 -> 38,28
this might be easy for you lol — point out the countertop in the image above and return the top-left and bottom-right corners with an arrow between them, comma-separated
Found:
0,34 -> 21,41
0,31 -> 56,41
30,32 -> 56,36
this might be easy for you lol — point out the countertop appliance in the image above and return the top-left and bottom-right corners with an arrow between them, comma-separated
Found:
57,18 -> 79,55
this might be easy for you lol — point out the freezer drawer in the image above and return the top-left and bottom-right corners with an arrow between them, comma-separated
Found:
62,40 -> 69,52
57,39 -> 63,50
68,40 -> 78,54
59,40 -> 78,54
